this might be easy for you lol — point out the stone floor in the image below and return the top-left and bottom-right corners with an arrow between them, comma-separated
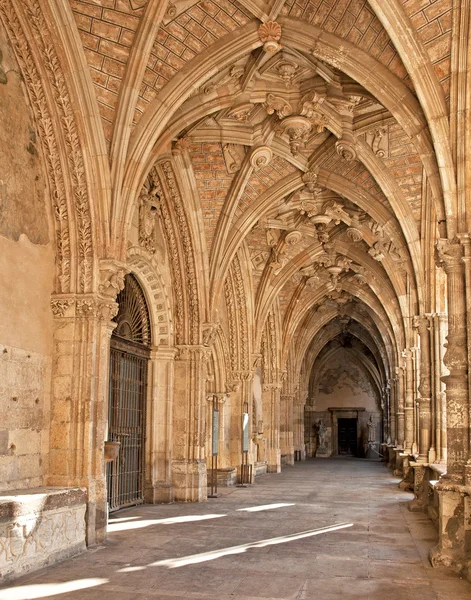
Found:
2,458 -> 471,600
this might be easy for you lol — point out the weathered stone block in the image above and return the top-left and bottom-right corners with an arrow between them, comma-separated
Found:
0,487 -> 86,583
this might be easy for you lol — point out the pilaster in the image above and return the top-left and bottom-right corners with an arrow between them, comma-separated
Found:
172,344 -> 209,502
145,346 -> 178,504
49,263 -> 126,544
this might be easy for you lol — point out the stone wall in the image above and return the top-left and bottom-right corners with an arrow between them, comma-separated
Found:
0,21 -> 54,492
312,350 -> 380,413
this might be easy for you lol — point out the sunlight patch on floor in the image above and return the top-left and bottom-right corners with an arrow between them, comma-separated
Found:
0,578 -> 108,600
108,513 -> 227,532
149,522 -> 354,568
237,503 -> 295,512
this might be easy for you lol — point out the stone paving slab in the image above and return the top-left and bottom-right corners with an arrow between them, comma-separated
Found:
1,458 -> 471,600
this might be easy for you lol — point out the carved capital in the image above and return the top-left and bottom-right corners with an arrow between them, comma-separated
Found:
202,322 -> 219,347
98,261 -> 128,300
435,238 -> 464,273
50,296 -> 74,318
264,93 -> 292,119
412,315 -> 430,334
175,345 -> 210,362
172,137 -> 191,155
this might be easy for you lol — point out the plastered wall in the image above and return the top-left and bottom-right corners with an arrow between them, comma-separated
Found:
0,23 -> 54,491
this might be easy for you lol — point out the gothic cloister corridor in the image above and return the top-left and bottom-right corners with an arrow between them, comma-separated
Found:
1,459 -> 470,600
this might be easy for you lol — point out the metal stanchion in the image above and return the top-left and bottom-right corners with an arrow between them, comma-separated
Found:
237,401 -> 252,487
208,394 -> 220,498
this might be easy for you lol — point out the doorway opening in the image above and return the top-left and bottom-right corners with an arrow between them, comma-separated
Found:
337,418 -> 357,456
107,274 -> 151,512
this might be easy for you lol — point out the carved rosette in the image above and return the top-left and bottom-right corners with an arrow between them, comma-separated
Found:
258,20 -> 282,53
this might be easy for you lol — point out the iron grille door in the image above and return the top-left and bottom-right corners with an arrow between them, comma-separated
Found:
107,343 -> 148,512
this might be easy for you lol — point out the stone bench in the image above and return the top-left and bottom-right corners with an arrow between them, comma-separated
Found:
0,486 -> 87,583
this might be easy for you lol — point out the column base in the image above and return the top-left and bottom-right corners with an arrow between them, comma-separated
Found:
429,479 -> 471,582
398,454 -> 414,491
172,460 -> 207,502
408,463 -> 428,512
267,448 -> 281,473
145,482 -> 174,503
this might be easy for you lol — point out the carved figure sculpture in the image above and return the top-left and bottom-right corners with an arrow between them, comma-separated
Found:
317,419 -> 327,448
367,415 -> 376,443
139,183 -> 160,254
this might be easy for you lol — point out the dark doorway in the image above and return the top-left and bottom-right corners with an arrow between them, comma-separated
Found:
338,418 -> 357,456
107,274 -> 151,512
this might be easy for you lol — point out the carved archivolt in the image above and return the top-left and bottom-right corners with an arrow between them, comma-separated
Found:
0,0 -> 94,293
232,253 -> 250,371
127,247 -> 173,347
0,1 -> 71,292
150,161 -> 199,345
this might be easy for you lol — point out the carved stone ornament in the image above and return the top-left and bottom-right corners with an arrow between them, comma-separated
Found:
202,322 -> 219,347
335,138 -> 358,162
285,230 -> 302,246
223,143 -> 245,174
435,237 -> 463,273
99,266 -> 127,299
50,298 -> 74,318
278,115 -> 312,156
298,91 -> 327,133
138,183 -> 160,254
227,103 -> 254,122
264,93 -> 292,119
258,20 -> 282,53
346,227 -> 363,243
302,169 -> 319,192
172,137 -> 191,156
277,60 -> 298,88
250,145 -> 273,170
365,126 -> 388,158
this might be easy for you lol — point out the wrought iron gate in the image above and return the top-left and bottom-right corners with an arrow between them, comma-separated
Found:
107,274 -> 151,512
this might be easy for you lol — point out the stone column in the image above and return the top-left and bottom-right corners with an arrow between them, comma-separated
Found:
262,381 -> 282,473
430,238 -> 470,571
280,393 -> 294,465
436,239 -> 469,479
389,377 -> 397,447
49,292 -> 118,545
414,316 -> 433,463
403,348 -> 414,453
145,347 -> 177,503
434,313 -> 448,462
172,345 -> 208,501
396,363 -> 405,448
293,391 -> 307,460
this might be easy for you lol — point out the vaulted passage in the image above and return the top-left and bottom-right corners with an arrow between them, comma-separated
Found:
2,0 -> 471,589
2,460 -> 470,600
